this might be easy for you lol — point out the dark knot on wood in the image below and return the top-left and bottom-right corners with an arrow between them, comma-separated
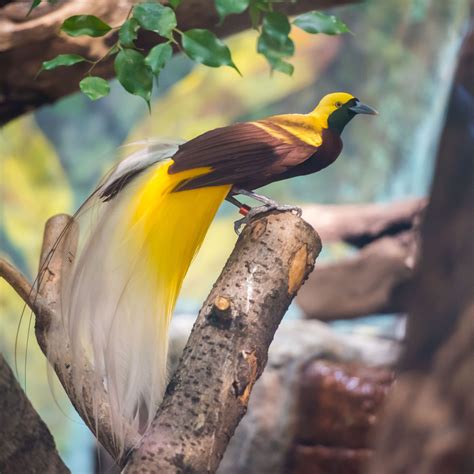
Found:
232,350 -> 258,405
208,296 -> 233,329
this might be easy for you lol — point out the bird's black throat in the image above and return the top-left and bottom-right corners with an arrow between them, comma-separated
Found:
327,98 -> 358,134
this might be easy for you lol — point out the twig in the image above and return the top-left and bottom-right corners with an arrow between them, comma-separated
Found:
0,258 -> 51,319
0,259 -> 32,305
0,0 -> 355,125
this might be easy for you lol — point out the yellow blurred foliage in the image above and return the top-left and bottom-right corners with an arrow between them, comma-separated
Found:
0,117 -> 72,274
0,117 -> 74,452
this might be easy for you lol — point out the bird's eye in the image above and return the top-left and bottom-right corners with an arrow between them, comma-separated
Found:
335,102 -> 342,108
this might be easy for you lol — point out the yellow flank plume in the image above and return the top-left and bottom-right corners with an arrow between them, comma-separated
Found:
127,160 -> 231,328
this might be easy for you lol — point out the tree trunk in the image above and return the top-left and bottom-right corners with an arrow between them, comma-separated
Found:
369,19 -> 474,474
0,353 -> 69,474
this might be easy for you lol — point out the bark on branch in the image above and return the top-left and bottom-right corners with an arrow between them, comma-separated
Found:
0,0 -> 357,125
123,211 -> 321,473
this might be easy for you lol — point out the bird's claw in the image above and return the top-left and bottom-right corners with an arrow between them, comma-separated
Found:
233,204 -> 302,235
278,204 -> 302,217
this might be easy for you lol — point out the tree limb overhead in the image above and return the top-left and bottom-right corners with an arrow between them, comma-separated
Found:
0,0 -> 358,125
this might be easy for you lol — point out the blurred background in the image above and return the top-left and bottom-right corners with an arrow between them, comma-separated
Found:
0,0 -> 469,471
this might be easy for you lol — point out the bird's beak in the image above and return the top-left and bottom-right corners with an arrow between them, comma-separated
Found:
349,100 -> 378,115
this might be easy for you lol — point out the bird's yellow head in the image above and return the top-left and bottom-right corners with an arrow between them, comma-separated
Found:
311,92 -> 378,134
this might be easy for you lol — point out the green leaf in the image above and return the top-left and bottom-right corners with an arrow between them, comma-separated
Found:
169,0 -> 182,9
262,11 -> 291,43
258,12 -> 294,73
182,29 -> 240,73
248,0 -> 270,28
61,15 -> 112,37
119,18 -> 140,47
79,76 -> 110,100
41,54 -> 86,71
114,49 -> 153,105
132,3 -> 177,39
248,1 -> 261,29
251,0 -> 271,14
257,31 -> 294,74
257,32 -> 294,58
145,43 -> 173,74
215,0 -> 250,21
293,11 -> 350,35
27,0 -> 41,16
270,58 -> 294,76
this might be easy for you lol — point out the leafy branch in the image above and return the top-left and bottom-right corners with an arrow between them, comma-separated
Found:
35,1 -> 350,106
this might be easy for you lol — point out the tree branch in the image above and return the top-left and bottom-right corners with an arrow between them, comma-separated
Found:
123,211 -> 321,473
296,198 -> 424,320
0,0 -> 358,125
0,353 -> 69,473
302,197 -> 425,248
0,258 -> 34,309
298,232 -> 416,320
1,210 -> 320,471
0,257 -> 53,325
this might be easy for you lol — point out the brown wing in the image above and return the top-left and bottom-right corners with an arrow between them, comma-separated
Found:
169,122 -> 317,191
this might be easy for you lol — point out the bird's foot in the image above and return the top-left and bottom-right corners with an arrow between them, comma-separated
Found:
233,204 -> 302,235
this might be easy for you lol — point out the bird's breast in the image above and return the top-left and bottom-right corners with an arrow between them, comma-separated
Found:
278,128 -> 343,181
309,128 -> 343,170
